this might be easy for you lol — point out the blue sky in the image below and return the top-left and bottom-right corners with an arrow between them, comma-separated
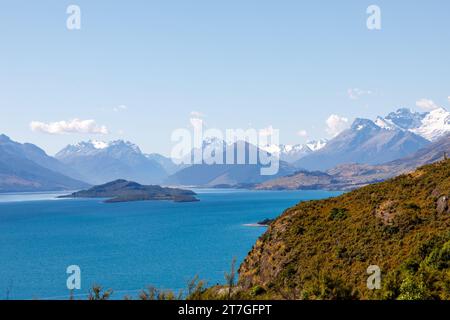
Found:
1,0 -> 449,155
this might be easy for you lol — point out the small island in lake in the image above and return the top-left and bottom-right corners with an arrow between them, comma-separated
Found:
59,179 -> 199,203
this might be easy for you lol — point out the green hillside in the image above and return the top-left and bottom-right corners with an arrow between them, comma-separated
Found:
237,159 -> 450,300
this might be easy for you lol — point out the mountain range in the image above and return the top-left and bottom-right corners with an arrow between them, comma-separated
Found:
377,107 -> 450,141
55,140 -> 168,185
294,107 -> 449,170
262,139 -> 328,163
0,134 -> 88,192
165,140 -> 297,186
256,133 -> 450,191
1,107 -> 449,192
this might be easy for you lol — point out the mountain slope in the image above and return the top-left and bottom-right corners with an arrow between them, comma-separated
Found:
295,118 -> 430,171
261,140 -> 328,163
238,159 -> 450,300
328,133 -> 450,188
165,141 -> 296,186
256,134 -> 450,191
0,134 -> 88,192
56,140 -> 167,185
383,107 -> 450,141
145,153 -> 185,175
410,107 -> 450,141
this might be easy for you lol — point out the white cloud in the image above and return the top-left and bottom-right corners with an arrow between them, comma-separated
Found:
113,105 -> 128,112
447,96 -> 450,104
30,119 -> 108,135
348,88 -> 372,100
297,130 -> 308,137
326,114 -> 349,137
416,99 -> 440,111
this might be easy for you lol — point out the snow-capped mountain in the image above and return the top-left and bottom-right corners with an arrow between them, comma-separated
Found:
384,108 -> 426,130
377,107 -> 450,141
259,144 -> 311,163
184,136 -> 329,164
172,136 -> 228,165
55,140 -> 138,159
410,108 -> 450,141
165,140 -> 297,186
56,140 -> 167,185
295,116 -> 430,171
288,107 -> 448,169
306,139 -> 328,152
260,140 -> 328,163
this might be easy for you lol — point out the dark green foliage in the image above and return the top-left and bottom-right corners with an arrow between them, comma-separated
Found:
250,285 -> 266,297
329,208 -> 349,221
238,160 -> 450,300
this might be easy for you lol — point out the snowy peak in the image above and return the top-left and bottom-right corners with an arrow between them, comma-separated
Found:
55,139 -> 167,185
192,137 -> 328,163
350,118 -> 380,132
410,107 -> 450,141
306,139 -> 328,152
374,117 -> 397,130
375,107 -> 450,141
108,140 -> 142,154
260,139 -> 328,163
385,108 -> 426,130
91,140 -> 108,150
56,139 -> 142,159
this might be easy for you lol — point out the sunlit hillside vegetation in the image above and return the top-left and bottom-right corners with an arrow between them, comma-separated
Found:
237,158 -> 450,300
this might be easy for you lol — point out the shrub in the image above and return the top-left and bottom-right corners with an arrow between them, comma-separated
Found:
329,208 -> 348,221
250,285 -> 266,297
397,275 -> 429,300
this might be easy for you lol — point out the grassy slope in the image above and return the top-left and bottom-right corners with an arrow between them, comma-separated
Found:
237,159 -> 450,300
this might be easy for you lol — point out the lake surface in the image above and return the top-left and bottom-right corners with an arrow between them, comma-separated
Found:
0,189 -> 341,300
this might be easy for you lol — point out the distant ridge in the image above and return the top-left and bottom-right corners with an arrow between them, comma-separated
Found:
295,117 -> 430,171
294,107 -> 449,170
56,140 -> 168,185
256,133 -> 450,191
165,141 -> 297,187
0,134 -> 89,192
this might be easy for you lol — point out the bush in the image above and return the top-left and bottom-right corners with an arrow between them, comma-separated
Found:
424,240 -> 450,270
397,275 -> 429,300
329,208 -> 348,221
250,285 -> 266,297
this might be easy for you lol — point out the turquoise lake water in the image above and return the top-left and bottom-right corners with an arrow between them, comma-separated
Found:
0,189 -> 341,300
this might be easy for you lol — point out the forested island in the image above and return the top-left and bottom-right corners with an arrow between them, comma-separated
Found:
60,179 -> 199,203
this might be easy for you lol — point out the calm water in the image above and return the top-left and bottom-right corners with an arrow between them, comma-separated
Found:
0,189 -> 341,300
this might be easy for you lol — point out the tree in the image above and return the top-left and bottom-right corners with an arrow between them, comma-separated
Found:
224,257 -> 237,300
